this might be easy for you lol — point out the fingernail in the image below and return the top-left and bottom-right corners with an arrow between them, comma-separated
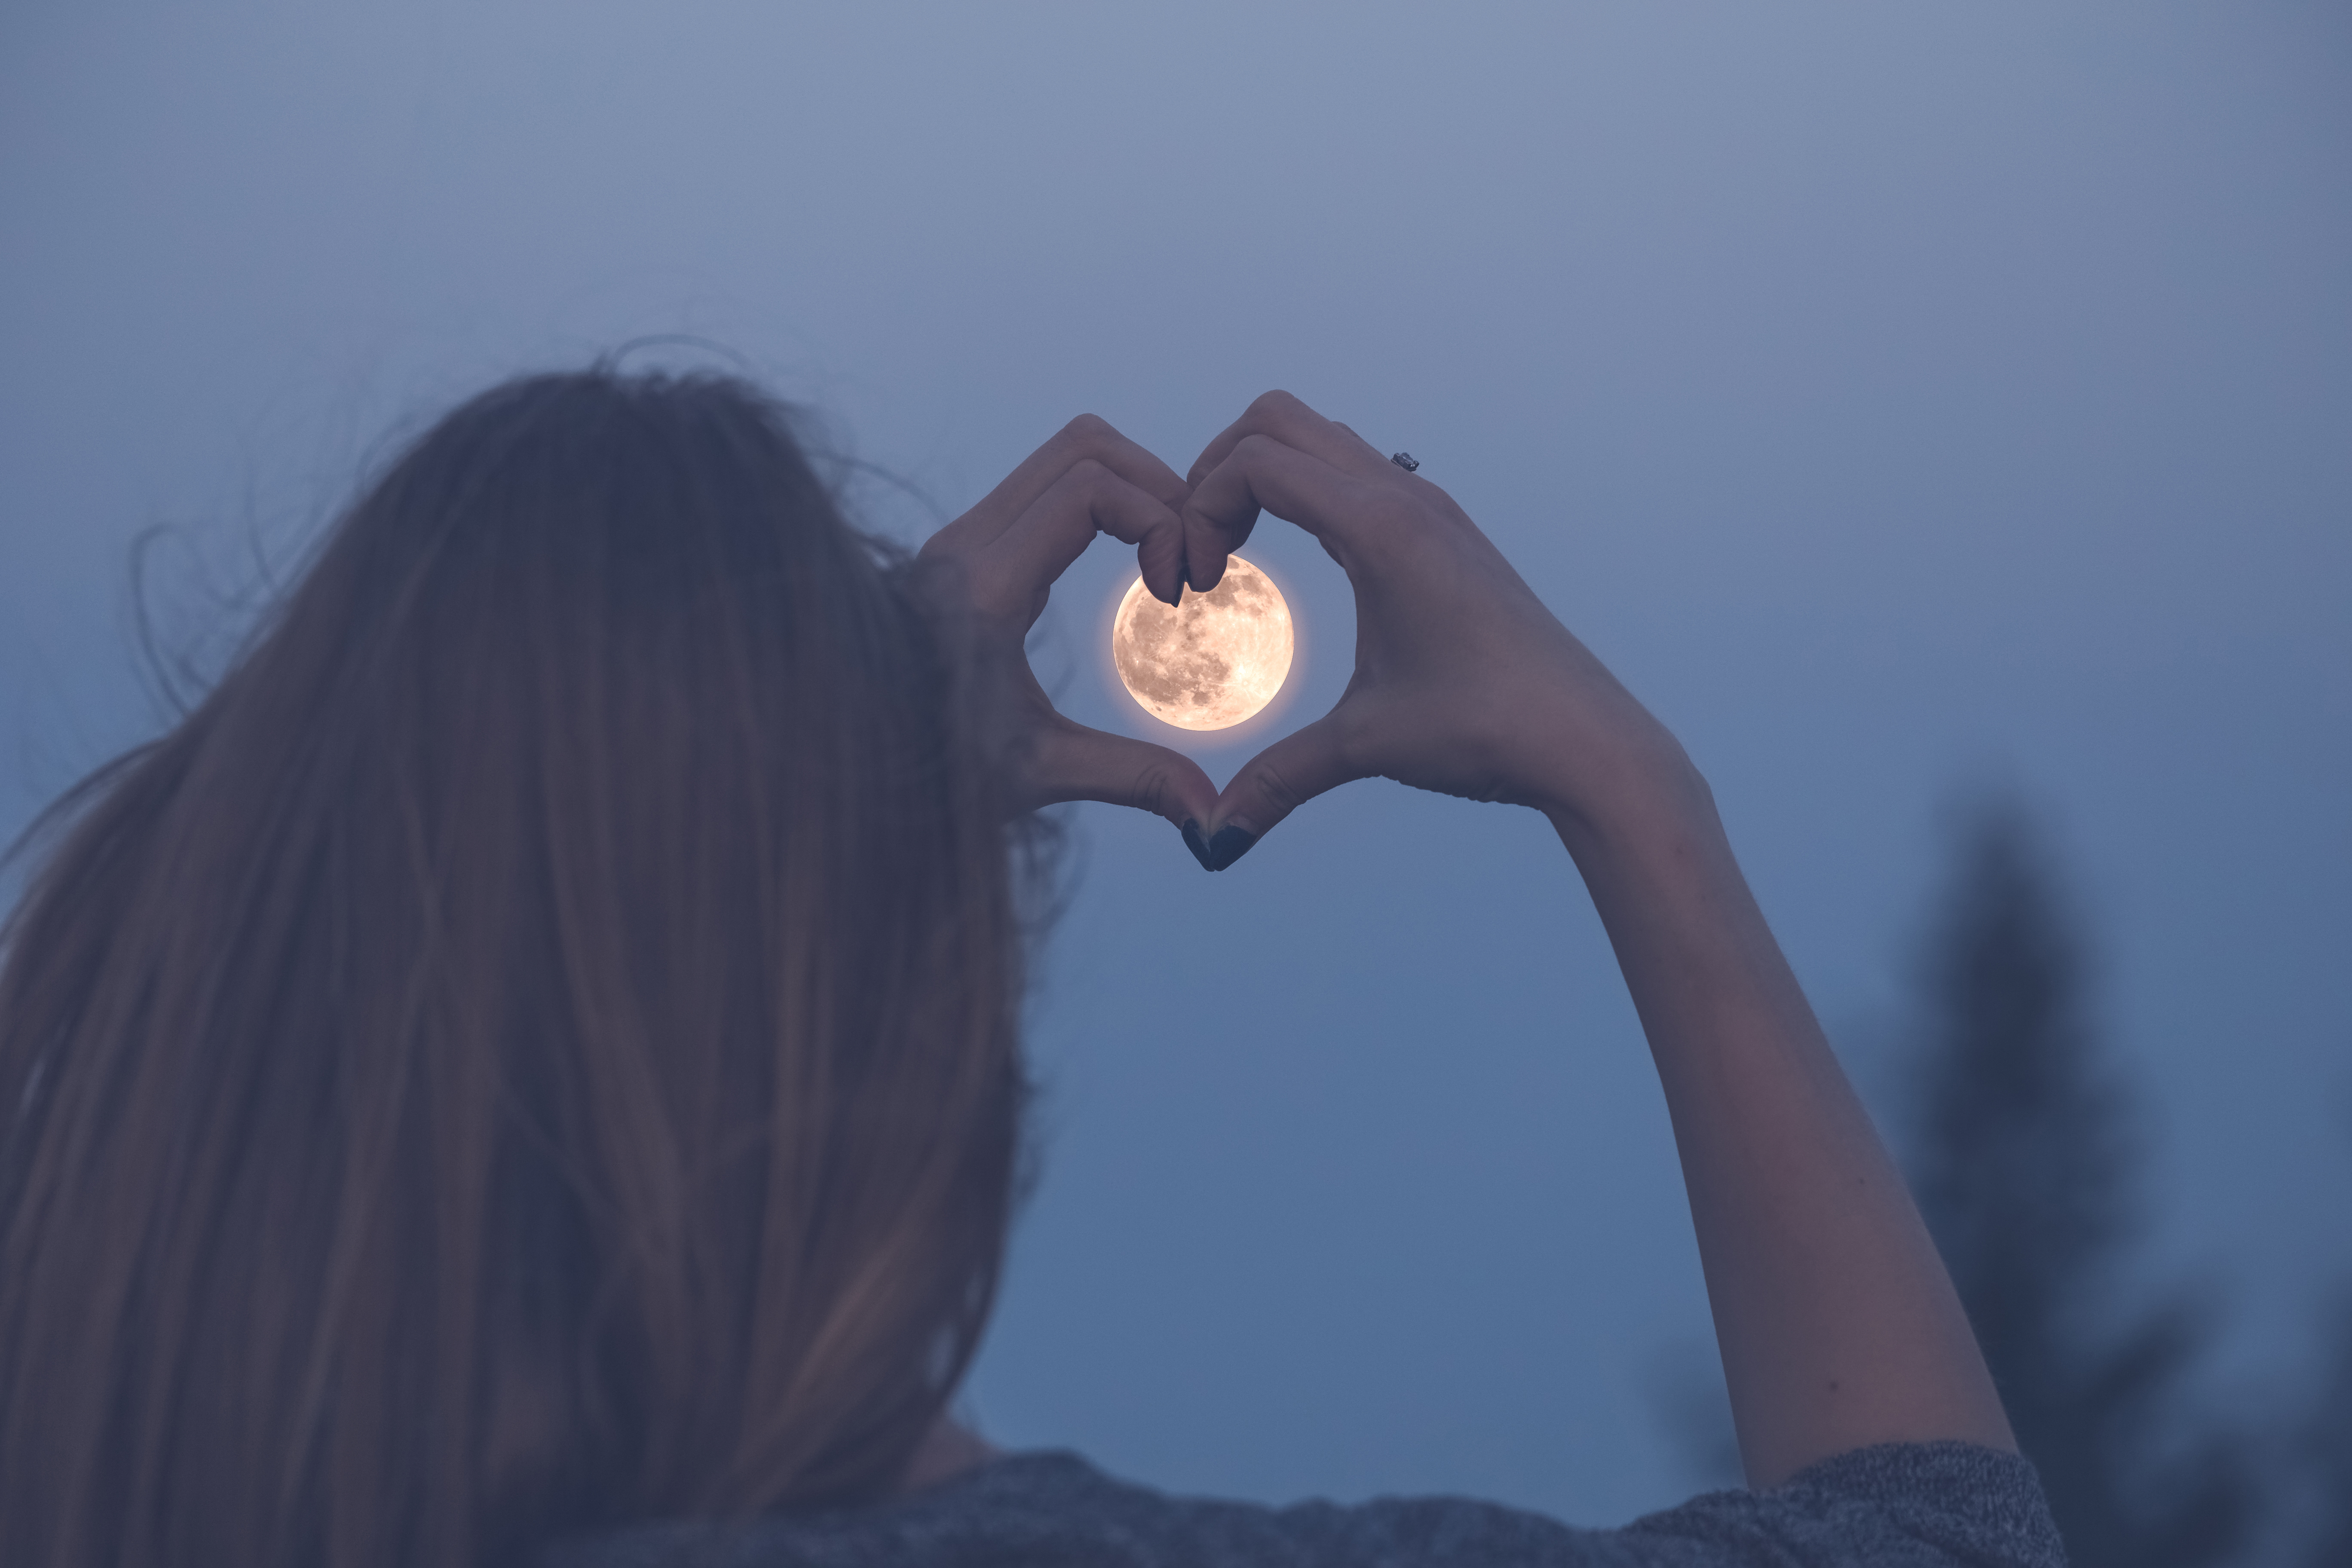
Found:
1206,824 -> 1257,872
1180,819 -> 1213,871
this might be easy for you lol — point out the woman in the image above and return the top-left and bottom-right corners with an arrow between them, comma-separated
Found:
0,370 -> 2064,1566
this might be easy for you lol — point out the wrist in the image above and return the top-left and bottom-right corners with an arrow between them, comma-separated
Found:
1527,710 -> 1715,849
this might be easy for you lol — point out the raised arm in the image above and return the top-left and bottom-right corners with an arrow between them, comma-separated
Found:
1180,392 -> 2016,1487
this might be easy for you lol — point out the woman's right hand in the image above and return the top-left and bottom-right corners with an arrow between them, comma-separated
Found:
1185,400 -> 2018,1491
1177,391 -> 1691,869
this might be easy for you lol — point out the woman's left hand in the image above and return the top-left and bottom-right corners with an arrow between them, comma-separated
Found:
917,415 -> 1219,832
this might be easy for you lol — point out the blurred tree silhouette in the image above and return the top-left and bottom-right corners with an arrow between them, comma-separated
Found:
2294,1295 -> 2352,1566
1906,799 -> 2254,1566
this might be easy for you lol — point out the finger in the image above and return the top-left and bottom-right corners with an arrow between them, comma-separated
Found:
981,459 -> 1187,614
1179,432 -> 1373,592
1328,420 -> 1393,469
1200,711 -> 1364,871
1025,722 -> 1220,835
929,413 -> 1189,559
1183,390 -> 1396,491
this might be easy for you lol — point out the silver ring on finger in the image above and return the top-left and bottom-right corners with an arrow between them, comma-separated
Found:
1389,451 -> 1419,472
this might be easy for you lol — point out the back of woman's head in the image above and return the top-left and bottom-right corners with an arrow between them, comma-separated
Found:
0,369 -> 1027,1568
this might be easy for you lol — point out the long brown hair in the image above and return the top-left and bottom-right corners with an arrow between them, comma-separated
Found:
0,370 -> 1029,1568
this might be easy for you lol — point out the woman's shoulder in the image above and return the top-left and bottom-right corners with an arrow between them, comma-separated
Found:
1620,1442 -> 2067,1565
540,1442 -> 2066,1568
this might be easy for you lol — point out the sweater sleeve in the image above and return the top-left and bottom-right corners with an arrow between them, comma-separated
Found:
1614,1442 -> 2068,1566
1241,1441 -> 2065,1568
539,1441 -> 2067,1568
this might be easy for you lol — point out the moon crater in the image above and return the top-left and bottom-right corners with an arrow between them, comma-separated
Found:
1111,556 -> 1294,731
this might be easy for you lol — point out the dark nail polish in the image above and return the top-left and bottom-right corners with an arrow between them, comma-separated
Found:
1180,819 -> 1213,871
1206,824 -> 1257,872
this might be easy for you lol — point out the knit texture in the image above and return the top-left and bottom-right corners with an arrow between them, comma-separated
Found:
543,1440 -> 2068,1567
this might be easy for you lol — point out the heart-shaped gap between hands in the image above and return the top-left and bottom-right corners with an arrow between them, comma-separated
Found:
918,391 -> 1635,875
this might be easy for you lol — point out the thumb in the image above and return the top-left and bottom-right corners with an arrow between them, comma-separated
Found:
1025,721 -> 1220,834
1200,712 -> 1362,872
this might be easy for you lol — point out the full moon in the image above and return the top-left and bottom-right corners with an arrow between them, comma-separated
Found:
1111,556 -> 1294,731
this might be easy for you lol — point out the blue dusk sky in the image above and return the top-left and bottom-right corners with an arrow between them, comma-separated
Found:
2,0 -> 2346,1526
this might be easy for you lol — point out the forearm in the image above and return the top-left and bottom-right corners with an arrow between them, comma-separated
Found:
1546,736 -> 2014,1488
1165,392 -> 2018,1482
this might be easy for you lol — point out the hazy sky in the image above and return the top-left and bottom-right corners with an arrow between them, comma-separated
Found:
3,0 -> 2346,1526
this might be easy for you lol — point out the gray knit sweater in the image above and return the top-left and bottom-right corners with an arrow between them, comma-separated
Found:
545,1441 -> 2068,1566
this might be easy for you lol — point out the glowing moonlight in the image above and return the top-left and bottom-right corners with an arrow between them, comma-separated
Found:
1111,557 -> 1294,730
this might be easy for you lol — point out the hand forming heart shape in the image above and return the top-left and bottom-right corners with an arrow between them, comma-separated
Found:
915,391 -> 1679,873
